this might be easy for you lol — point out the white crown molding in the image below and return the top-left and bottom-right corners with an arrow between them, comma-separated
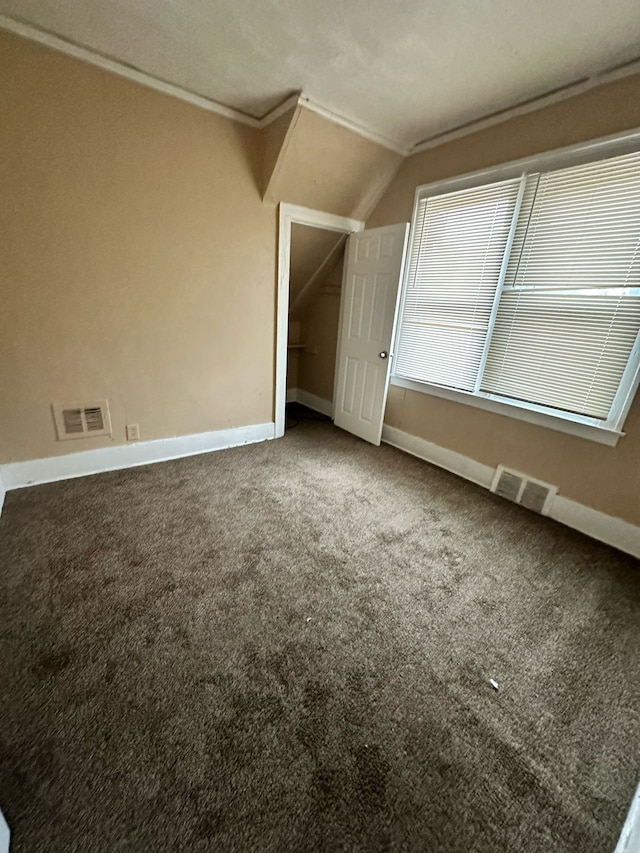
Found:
0,422 -> 275,492
381,424 -> 640,558
5,14 -> 639,174
258,93 -> 301,128
0,14 -> 409,153
0,14 -> 262,127
410,58 -> 640,155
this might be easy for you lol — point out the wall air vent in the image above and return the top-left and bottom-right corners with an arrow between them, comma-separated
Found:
53,400 -> 112,441
490,465 -> 557,516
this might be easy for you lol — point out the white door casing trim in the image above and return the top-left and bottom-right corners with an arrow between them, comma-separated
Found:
0,422 -> 275,495
276,204 -> 364,438
381,424 -> 640,558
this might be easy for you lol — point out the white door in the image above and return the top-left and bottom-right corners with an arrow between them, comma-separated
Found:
333,223 -> 409,445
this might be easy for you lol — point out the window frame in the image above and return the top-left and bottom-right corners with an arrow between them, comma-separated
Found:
390,127 -> 640,447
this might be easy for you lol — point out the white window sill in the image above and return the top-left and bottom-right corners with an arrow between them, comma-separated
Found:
390,376 -> 624,447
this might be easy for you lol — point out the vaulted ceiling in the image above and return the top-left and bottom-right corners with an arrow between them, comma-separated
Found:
1,0 -> 639,150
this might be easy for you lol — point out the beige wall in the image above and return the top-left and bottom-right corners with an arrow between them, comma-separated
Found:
4,28 -> 640,527
369,74 -> 640,525
265,106 -> 403,219
297,250 -> 345,403
0,31 -> 276,463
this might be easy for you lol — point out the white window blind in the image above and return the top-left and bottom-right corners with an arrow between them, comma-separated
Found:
482,152 -> 640,419
394,147 -> 640,432
394,178 -> 522,391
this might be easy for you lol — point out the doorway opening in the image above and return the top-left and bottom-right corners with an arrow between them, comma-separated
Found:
275,205 -> 364,437
286,223 -> 348,431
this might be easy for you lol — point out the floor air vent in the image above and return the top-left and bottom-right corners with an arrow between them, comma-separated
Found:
490,465 -> 556,515
492,469 -> 523,502
53,400 -> 112,440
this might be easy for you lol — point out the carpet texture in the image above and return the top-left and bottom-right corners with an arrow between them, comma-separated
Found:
0,412 -> 638,852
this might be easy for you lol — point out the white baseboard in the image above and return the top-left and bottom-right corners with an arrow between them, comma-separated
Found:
4,416 -> 637,558
295,389 -> 334,418
382,425 -> 494,489
0,422 -> 275,491
286,387 -> 298,404
548,497 -> 640,561
381,424 -> 640,559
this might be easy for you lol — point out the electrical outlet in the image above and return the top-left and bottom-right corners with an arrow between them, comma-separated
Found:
126,423 -> 140,441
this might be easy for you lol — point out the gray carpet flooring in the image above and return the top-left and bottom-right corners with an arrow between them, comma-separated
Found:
0,412 -> 638,852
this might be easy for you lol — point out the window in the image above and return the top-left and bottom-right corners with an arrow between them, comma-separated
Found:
393,142 -> 640,444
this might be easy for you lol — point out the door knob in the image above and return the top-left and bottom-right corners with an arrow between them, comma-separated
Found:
379,351 -> 388,359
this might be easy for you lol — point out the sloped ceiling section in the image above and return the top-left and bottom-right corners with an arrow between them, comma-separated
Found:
262,104 -> 403,220
288,224 -> 346,317
261,106 -> 298,197
289,225 -> 343,304
295,241 -> 346,318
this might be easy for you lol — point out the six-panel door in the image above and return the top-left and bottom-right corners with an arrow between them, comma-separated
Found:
334,223 -> 409,445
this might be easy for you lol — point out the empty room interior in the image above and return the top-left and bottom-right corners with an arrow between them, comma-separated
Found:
1,2 -> 640,851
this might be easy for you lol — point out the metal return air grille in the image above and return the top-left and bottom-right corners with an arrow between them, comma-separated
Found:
490,465 -> 557,515
53,400 -> 112,440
